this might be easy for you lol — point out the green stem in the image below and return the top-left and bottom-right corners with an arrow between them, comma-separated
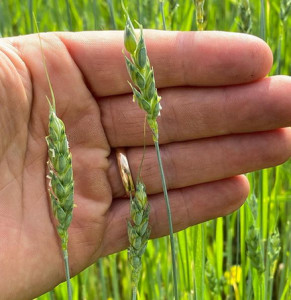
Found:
49,290 -> 55,300
132,286 -> 137,300
65,0 -> 73,31
63,249 -> 73,300
28,0 -> 34,33
98,258 -> 108,300
260,0 -> 266,40
106,0 -> 117,29
160,0 -> 167,30
154,140 -> 178,300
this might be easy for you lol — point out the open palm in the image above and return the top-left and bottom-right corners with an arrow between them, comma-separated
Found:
1,31 -> 291,299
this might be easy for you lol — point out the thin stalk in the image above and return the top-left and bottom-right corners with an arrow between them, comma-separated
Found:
226,215 -> 233,299
276,19 -> 284,74
240,203 -> 246,299
65,0 -> 73,31
160,0 -> 167,30
184,230 -> 191,295
260,0 -> 266,40
137,0 -> 142,24
154,140 -> 178,300
177,235 -> 187,293
194,223 -> 205,300
92,0 -> 99,30
63,249 -> 73,300
216,218 -> 223,282
110,255 -> 120,300
106,0 -> 117,29
98,258 -> 107,300
49,290 -> 55,300
28,0 -> 34,33
132,286 -> 137,300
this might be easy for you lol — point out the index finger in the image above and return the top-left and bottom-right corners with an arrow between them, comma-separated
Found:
58,30 -> 272,97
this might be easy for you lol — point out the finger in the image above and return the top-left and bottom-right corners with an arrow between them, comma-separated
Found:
57,30 -> 272,97
101,175 -> 249,256
108,128 -> 291,198
9,34 -> 110,151
99,76 -> 291,147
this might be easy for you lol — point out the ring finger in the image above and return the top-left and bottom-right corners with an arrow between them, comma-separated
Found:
108,128 -> 291,198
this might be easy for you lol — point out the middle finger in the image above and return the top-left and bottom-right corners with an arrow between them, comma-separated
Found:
99,76 -> 291,147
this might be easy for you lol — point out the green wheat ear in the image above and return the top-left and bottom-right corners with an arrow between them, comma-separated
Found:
238,0 -> 252,34
34,14 -> 74,300
46,100 -> 74,252
128,181 -> 151,295
123,13 -> 161,141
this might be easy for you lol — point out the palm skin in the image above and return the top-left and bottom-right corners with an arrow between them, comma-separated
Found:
0,31 -> 291,299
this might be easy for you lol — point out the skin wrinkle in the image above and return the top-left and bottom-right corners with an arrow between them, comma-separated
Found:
161,144 -> 178,191
0,46 -> 29,104
0,41 -> 32,99
57,34 -> 100,100
9,40 -> 45,154
176,31 -> 195,87
109,97 -> 119,148
58,31 -> 125,97
167,97 -> 181,143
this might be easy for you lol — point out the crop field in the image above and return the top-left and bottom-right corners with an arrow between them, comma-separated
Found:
1,0 -> 291,299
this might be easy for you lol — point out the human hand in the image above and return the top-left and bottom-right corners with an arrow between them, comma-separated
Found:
0,30 -> 290,299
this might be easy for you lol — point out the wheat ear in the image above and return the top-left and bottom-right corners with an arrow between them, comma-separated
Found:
238,0 -> 252,34
34,15 -> 74,300
128,181 -> 151,300
123,8 -> 178,299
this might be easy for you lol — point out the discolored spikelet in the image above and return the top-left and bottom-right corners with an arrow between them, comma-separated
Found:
195,0 -> 206,31
127,181 -> 151,288
46,101 -> 74,251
